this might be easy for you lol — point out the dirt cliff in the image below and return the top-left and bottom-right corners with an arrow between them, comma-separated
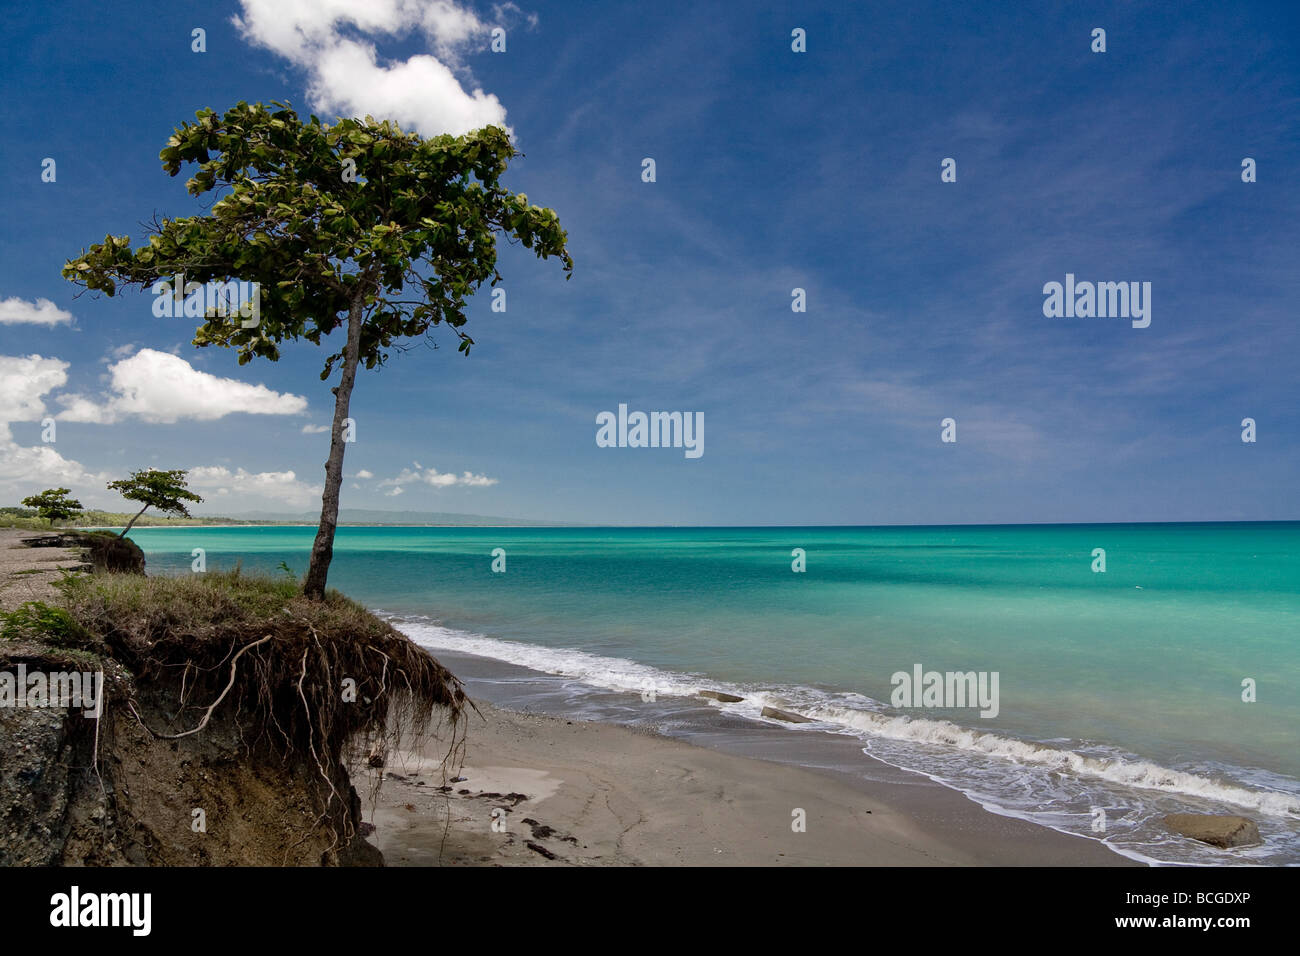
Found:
0,531 -> 464,866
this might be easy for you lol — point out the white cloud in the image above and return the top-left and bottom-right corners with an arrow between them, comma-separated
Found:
232,0 -> 510,137
380,464 -> 498,489
355,469 -> 374,479
302,423 -> 331,434
0,355 -> 67,423
186,466 -> 322,509
386,486 -> 405,497
0,297 -> 73,326
58,349 -> 308,424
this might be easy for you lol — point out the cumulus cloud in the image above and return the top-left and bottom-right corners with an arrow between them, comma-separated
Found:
380,464 -> 498,489
232,0 -> 512,137
0,297 -> 73,326
355,469 -> 374,479
302,423 -> 331,434
186,466 -> 322,509
57,349 -> 307,424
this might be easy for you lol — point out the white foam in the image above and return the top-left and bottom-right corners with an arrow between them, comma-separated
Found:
810,705 -> 1300,817
398,620 -> 716,699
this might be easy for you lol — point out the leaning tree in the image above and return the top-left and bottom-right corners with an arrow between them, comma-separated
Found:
107,468 -> 203,537
64,102 -> 572,598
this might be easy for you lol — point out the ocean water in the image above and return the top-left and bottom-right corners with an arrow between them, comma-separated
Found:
129,523 -> 1300,864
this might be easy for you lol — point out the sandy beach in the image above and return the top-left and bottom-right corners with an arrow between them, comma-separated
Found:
360,697 -> 1130,866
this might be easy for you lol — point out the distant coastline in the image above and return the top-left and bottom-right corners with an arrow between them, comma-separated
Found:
0,507 -> 579,531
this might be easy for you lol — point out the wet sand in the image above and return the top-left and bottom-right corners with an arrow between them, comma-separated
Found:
361,697 -> 1130,866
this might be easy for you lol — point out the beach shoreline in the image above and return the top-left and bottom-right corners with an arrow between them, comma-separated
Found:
361,680 -> 1134,867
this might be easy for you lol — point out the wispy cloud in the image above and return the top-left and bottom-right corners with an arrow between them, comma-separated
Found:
379,464 -> 498,489
185,466 -> 321,509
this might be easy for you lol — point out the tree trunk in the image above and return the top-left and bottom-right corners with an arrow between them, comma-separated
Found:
303,292 -> 366,599
118,503 -> 151,538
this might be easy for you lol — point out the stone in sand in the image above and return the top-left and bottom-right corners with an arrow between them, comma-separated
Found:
1162,813 -> 1261,848
699,690 -> 744,703
761,706 -> 814,724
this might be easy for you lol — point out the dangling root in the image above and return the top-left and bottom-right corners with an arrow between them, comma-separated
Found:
126,635 -> 273,740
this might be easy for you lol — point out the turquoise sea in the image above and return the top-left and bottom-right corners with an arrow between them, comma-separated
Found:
128,522 -> 1300,864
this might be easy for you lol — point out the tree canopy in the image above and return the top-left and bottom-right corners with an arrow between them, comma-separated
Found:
64,102 -> 573,596
63,102 -> 572,378
20,488 -> 84,527
107,469 -> 203,537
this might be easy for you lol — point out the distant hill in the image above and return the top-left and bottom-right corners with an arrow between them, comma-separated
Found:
225,508 -> 571,527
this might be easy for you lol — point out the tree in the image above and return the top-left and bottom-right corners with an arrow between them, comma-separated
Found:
64,102 -> 572,598
107,469 -> 203,537
20,489 -> 84,527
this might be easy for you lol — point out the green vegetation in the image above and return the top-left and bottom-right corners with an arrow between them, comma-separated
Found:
0,601 -> 89,647
64,102 -> 573,599
20,489 -> 84,526
55,569 -> 464,719
0,507 -> 46,530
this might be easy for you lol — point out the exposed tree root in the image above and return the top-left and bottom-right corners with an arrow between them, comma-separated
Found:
126,635 -> 273,740
53,570 -> 468,864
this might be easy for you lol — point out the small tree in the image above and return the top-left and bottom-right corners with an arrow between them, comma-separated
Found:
107,469 -> 203,537
20,489 -> 84,527
64,102 -> 572,599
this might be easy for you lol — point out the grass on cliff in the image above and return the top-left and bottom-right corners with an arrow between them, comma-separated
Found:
0,600 -> 114,675
45,569 -> 469,851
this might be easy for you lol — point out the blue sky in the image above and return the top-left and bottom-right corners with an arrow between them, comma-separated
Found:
1,0 -> 1297,525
